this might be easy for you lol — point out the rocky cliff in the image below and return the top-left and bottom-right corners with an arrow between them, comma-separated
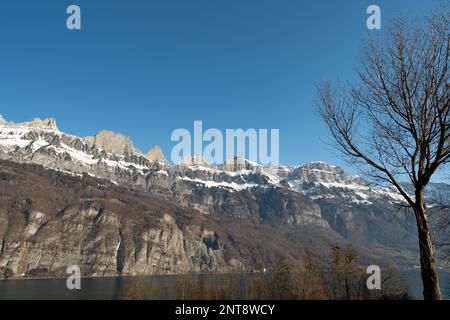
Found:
0,116 -> 448,278
0,160 -> 348,278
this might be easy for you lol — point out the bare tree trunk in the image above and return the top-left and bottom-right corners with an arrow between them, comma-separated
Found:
415,191 -> 442,300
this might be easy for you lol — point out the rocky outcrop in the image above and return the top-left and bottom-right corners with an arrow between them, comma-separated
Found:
1,116 -> 448,273
125,214 -> 232,275
84,130 -> 136,155
146,145 -> 168,165
0,161 -> 241,278
26,118 -> 58,130
0,117 -> 58,130
0,206 -> 235,278
219,157 -> 262,172
0,123 -> 164,189
0,160 -> 349,279
179,155 -> 212,168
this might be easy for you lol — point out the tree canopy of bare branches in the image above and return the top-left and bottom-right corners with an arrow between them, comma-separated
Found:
317,7 -> 449,300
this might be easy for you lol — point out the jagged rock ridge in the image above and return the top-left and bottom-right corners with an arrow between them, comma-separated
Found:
0,115 -> 448,277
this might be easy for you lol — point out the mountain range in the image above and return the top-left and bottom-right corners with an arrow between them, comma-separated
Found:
0,116 -> 448,278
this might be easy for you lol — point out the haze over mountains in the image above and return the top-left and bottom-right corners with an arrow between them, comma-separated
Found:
0,116 -> 448,278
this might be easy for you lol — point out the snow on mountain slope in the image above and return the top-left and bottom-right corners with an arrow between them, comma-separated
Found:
178,176 -> 258,192
0,122 -> 414,203
284,162 -> 406,204
0,121 -> 164,179
0,116 -> 446,207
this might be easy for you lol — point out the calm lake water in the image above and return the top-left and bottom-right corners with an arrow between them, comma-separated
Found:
0,272 -> 448,300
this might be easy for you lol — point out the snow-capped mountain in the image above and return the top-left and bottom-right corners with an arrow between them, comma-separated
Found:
0,116 -> 446,208
0,117 -> 166,182
0,115 -> 449,274
285,162 -> 406,205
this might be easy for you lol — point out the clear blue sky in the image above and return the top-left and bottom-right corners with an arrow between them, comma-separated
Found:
0,0 -> 447,180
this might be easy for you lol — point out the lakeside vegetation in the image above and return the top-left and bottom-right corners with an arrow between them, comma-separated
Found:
122,245 -> 411,300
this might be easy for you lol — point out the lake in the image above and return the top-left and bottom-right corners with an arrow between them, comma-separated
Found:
0,272 -> 448,300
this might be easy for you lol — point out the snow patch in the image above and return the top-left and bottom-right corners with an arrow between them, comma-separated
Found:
179,177 -> 257,192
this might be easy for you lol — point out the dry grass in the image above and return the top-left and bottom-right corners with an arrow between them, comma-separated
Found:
122,246 -> 411,300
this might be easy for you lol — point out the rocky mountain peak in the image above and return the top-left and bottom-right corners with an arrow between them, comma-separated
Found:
30,118 -> 58,130
179,155 -> 212,168
84,130 -> 136,155
218,157 -> 261,172
302,161 -> 343,173
0,116 -> 58,130
288,161 -> 358,184
146,145 -> 168,165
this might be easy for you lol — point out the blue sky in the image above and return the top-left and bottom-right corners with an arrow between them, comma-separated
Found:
0,0 -> 447,180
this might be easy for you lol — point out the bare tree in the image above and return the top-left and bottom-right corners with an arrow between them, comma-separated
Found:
317,8 -> 449,300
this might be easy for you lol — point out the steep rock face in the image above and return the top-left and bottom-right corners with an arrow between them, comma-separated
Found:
0,205 -> 233,278
166,178 -> 329,228
287,162 -> 359,183
0,117 -> 58,130
0,162 -> 245,278
84,130 -> 136,155
0,160 -> 354,279
219,157 -> 262,172
146,145 -> 168,165
179,155 -> 212,168
1,116 -> 448,271
142,163 -> 329,227
0,124 -> 164,187
124,214 -> 231,275
0,206 -> 121,278
286,162 -> 405,205
316,199 -> 417,250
